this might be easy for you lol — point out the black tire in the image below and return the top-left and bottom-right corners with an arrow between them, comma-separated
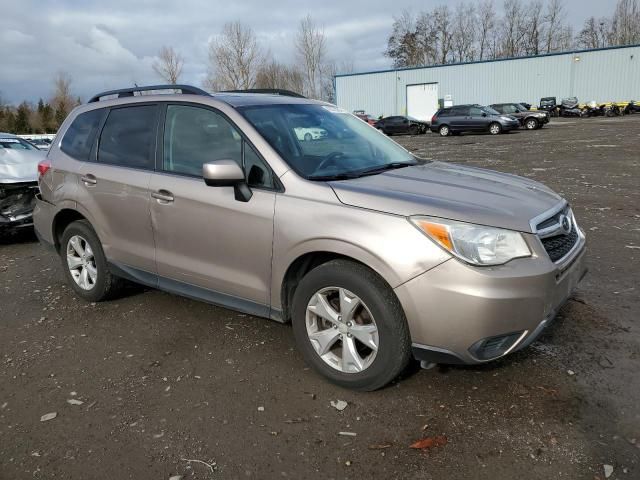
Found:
524,118 -> 539,130
291,260 -> 411,391
438,125 -> 450,137
488,122 -> 502,135
60,220 -> 123,302
409,125 -> 420,135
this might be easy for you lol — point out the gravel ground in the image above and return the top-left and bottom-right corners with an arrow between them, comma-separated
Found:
1,115 -> 639,479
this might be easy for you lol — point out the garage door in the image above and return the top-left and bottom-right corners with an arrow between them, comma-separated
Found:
407,83 -> 439,123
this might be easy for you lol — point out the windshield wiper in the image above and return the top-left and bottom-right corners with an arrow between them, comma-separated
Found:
307,172 -> 362,181
351,161 -> 417,177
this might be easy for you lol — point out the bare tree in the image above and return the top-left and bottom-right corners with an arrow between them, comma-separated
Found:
296,15 -> 328,99
500,0 -> 528,57
205,22 -> 263,91
451,3 -> 477,62
51,72 -> 75,127
152,46 -> 184,84
610,0 -> 640,45
477,0 -> 498,60
524,0 -> 544,55
386,11 -> 424,68
542,0 -> 566,52
255,59 -> 305,95
577,17 -> 610,48
432,6 -> 454,64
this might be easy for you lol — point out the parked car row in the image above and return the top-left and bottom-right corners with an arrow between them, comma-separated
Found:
355,102 -> 550,137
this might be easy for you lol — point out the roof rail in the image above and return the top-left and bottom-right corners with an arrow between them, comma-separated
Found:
222,88 -> 306,98
88,84 -> 210,103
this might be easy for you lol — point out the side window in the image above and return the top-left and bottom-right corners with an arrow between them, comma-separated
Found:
98,106 -> 157,169
502,105 -> 516,114
492,105 -> 504,114
61,109 -> 105,161
469,107 -> 484,116
439,109 -> 451,117
244,143 -> 275,189
163,105 -> 241,177
455,106 -> 470,116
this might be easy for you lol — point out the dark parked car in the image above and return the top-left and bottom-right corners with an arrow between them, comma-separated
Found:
374,116 -> 428,135
539,97 -> 558,117
430,105 -> 520,136
490,103 -> 550,130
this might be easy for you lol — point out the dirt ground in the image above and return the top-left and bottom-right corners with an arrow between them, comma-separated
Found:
1,116 -> 639,480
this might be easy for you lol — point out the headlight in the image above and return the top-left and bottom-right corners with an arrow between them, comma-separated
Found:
410,217 -> 531,266
500,116 -> 513,121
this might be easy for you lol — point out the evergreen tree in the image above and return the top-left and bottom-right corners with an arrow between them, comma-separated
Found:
15,102 -> 32,134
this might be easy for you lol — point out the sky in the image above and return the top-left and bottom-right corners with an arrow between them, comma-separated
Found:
0,0 -> 615,104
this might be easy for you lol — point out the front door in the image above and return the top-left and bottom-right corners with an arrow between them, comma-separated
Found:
149,103 -> 277,315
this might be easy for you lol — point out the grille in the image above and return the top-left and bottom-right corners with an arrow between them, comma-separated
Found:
536,205 -> 569,231
541,227 -> 579,262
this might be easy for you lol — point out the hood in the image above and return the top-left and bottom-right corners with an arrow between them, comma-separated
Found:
0,149 -> 43,183
329,162 -> 563,232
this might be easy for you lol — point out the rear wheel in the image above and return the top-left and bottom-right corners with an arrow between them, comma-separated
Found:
409,125 -> 420,135
291,260 -> 411,391
60,220 -> 123,302
489,122 -> 502,135
438,125 -> 450,137
524,118 -> 539,130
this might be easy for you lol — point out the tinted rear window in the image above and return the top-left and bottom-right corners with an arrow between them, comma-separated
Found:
61,109 -> 105,161
97,105 -> 158,169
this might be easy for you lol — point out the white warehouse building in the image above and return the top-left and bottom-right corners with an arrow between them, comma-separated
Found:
334,44 -> 640,122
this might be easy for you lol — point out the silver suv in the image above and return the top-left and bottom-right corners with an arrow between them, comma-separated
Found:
34,85 -> 587,391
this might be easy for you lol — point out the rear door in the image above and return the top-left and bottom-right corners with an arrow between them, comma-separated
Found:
76,104 -> 159,274
149,103 -> 277,313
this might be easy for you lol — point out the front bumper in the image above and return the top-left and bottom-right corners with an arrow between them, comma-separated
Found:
395,234 -> 587,364
501,120 -> 521,131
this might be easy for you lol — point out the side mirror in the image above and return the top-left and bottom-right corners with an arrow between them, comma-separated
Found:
202,160 -> 252,202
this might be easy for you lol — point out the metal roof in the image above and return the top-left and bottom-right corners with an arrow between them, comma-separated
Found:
335,43 -> 640,78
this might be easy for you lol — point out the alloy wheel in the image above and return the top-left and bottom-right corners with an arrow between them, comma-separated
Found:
66,235 -> 97,291
489,123 -> 501,135
525,119 -> 537,129
305,287 -> 379,373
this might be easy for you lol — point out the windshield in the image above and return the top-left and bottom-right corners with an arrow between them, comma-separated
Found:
515,103 -> 528,111
482,106 -> 500,115
0,138 -> 37,150
239,104 -> 419,180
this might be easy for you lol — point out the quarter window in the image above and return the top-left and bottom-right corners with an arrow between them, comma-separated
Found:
98,106 -> 157,169
163,105 -> 242,177
61,109 -> 105,161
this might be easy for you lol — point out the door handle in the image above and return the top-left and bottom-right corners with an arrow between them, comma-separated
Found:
151,190 -> 174,203
81,174 -> 97,186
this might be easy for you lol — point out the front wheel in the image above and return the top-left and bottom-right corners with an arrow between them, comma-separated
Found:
489,122 -> 502,135
60,220 -> 123,302
291,260 -> 411,391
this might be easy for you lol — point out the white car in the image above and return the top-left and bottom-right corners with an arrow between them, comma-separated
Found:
294,127 -> 327,141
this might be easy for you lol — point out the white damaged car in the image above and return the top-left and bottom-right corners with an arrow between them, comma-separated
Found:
0,133 -> 44,232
